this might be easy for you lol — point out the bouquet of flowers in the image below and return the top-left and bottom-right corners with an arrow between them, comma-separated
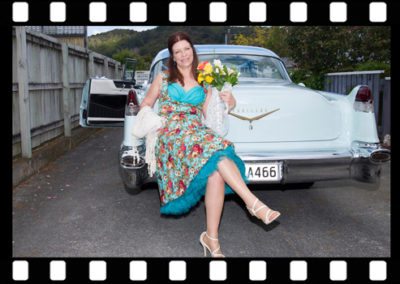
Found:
197,59 -> 240,91
197,60 -> 240,136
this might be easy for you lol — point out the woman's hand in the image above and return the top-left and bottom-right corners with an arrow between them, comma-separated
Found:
219,90 -> 236,111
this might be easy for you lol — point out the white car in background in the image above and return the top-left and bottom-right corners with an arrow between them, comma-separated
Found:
80,44 -> 390,194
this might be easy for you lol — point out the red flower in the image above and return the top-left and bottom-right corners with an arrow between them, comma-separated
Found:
205,134 -> 214,141
179,112 -> 186,119
179,180 -> 186,190
191,144 -> 203,158
190,107 -> 197,115
197,61 -> 209,71
193,144 -> 203,153
167,155 -> 175,169
175,128 -> 181,134
166,180 -> 173,194
180,144 -> 186,152
178,180 -> 186,195
160,143 -> 166,154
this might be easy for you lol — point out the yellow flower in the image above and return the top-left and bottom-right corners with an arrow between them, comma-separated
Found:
197,73 -> 204,84
204,62 -> 213,74
205,75 -> 214,84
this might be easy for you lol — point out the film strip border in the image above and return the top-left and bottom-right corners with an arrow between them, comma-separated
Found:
10,258 -> 393,282
9,1 -> 392,25
5,0 -> 398,283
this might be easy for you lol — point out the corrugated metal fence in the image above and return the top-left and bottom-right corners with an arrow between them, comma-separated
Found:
12,26 -> 123,158
324,70 -> 391,140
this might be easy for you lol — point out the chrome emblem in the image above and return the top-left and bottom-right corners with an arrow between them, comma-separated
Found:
229,108 -> 280,130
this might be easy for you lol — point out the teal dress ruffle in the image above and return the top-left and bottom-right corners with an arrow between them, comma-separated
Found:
160,145 -> 248,215
157,79 -> 249,216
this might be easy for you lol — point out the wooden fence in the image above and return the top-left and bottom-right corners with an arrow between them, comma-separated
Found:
12,26 -> 123,158
324,70 -> 390,140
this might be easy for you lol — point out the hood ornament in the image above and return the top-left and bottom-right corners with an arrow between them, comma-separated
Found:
229,108 -> 280,130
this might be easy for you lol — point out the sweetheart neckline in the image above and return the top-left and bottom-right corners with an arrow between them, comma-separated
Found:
171,82 -> 202,94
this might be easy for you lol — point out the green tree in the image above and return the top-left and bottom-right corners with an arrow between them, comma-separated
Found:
286,26 -> 390,74
232,26 -> 290,58
286,26 -> 390,89
112,49 -> 150,70
232,27 -> 268,47
264,26 -> 290,58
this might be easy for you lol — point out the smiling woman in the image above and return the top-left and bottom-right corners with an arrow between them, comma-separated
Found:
137,31 -> 281,258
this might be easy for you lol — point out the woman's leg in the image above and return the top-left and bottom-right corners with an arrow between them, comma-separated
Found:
217,158 -> 280,221
203,170 -> 225,254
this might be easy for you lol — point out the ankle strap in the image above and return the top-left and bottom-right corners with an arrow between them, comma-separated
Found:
206,232 -> 219,241
252,198 -> 259,210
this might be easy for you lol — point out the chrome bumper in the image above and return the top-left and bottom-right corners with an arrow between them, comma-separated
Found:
118,143 -> 391,186
240,145 -> 390,184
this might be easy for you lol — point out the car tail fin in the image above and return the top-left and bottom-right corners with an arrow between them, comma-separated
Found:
354,85 -> 374,113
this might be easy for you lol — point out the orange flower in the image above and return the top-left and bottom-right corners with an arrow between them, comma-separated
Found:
197,61 -> 209,71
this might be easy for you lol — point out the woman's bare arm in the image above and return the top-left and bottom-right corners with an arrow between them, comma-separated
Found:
139,73 -> 163,109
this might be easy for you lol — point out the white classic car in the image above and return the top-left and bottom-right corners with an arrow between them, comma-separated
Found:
80,44 -> 390,194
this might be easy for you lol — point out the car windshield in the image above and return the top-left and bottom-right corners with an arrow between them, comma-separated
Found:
150,54 -> 289,82
199,54 -> 288,80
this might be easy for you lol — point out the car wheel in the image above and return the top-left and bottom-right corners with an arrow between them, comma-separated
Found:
119,163 -> 144,195
123,182 -> 142,195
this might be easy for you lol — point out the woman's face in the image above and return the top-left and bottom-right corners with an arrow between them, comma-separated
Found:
171,40 -> 194,69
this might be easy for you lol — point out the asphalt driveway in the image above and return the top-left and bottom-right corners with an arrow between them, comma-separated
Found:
12,128 -> 390,257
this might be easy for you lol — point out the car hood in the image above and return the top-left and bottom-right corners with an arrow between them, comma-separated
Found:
225,80 -> 344,143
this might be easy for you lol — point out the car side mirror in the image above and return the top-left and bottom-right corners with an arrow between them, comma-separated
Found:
298,82 -> 305,87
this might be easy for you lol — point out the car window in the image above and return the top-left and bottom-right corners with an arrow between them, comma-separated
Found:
150,54 -> 289,81
198,54 -> 288,80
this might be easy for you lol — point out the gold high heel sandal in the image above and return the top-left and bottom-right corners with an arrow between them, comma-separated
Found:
199,232 -> 225,258
246,198 -> 281,225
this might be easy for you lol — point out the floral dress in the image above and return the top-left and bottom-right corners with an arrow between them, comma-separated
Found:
155,72 -> 249,215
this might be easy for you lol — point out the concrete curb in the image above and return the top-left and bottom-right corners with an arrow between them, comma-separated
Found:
12,127 -> 104,188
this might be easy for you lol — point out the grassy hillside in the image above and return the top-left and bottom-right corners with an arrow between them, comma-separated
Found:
88,26 -> 253,68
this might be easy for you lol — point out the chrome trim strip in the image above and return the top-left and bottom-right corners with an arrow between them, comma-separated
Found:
88,117 -> 124,121
239,151 -> 353,161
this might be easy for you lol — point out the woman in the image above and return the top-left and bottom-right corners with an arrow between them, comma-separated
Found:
139,31 -> 281,257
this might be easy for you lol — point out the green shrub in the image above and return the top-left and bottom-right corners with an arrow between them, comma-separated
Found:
354,61 -> 390,77
289,69 -> 325,90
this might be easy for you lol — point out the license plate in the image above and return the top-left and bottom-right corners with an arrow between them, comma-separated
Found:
245,162 -> 282,181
